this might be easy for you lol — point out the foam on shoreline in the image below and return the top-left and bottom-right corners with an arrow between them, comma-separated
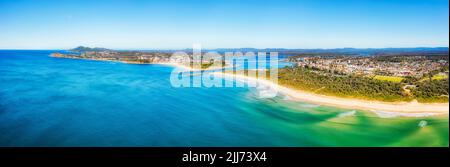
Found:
163,63 -> 449,117
215,71 -> 449,117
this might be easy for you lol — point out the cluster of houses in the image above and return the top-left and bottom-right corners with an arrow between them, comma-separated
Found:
294,56 -> 448,78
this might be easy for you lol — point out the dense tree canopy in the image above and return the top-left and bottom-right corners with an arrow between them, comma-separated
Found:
278,66 -> 448,103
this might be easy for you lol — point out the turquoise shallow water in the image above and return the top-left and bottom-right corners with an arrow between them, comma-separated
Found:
0,50 -> 448,146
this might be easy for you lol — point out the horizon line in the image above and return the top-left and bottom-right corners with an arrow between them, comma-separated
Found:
0,46 -> 449,51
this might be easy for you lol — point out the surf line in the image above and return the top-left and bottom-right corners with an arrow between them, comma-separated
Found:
182,151 -> 217,165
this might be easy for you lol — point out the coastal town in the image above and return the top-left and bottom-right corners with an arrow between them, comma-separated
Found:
288,54 -> 449,79
53,46 -> 449,81
51,46 -> 449,103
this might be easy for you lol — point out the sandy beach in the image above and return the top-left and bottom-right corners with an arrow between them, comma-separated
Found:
167,63 -> 449,116
220,72 -> 449,116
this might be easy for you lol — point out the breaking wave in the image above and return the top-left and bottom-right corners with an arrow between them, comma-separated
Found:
372,110 -> 440,118
338,110 -> 357,118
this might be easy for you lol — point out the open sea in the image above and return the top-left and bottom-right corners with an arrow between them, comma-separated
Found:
0,50 -> 448,146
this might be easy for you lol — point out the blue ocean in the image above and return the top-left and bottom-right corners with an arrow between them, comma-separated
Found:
0,50 -> 448,146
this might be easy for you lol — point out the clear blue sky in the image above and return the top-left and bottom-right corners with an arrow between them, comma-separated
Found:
0,0 -> 448,49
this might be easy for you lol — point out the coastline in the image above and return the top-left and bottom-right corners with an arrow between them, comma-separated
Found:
167,63 -> 449,116
50,55 -> 449,116
50,55 -> 228,71
222,72 -> 449,116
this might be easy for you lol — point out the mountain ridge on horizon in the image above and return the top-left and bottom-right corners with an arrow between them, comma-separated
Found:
68,46 -> 449,55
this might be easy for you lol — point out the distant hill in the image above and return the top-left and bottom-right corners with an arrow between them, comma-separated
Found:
70,46 -> 112,52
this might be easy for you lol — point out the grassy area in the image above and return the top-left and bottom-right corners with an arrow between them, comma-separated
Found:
419,74 -> 449,82
200,62 -> 213,69
432,75 -> 448,80
373,75 -> 404,83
